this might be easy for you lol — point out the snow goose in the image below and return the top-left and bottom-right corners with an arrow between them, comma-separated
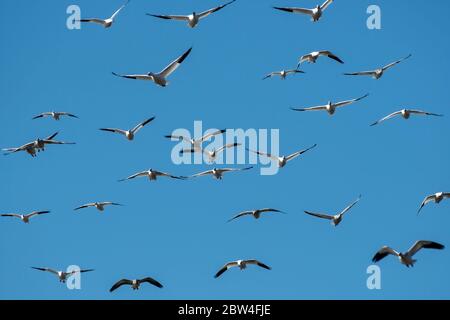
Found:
119,169 -> 185,182
262,69 -> 305,80
147,0 -> 236,28
418,192 -> 450,214
188,166 -> 253,180
215,259 -> 271,278
304,195 -> 361,226
110,277 -> 163,292
273,0 -> 334,22
100,116 -> 155,141
1,211 -> 50,224
370,109 -> 443,126
372,240 -> 445,267
165,129 -> 226,151
180,142 -> 241,163
247,144 -> 316,168
31,267 -> 94,283
291,94 -> 369,116
298,50 -> 344,67
228,208 -> 285,222
78,0 -> 129,28
32,112 -> 78,121
3,132 -> 74,157
344,54 -> 412,80
112,47 -> 192,87
74,202 -> 123,212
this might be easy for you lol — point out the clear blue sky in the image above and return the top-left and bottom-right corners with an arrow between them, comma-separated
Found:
1,0 -> 449,300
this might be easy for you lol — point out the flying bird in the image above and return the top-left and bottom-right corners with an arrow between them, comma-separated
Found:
147,0 -> 236,28
78,0 -> 130,28
180,143 -> 241,163
74,202 -> 123,212
262,69 -> 305,80
304,195 -> 361,226
418,192 -> 450,214
110,277 -> 163,292
100,116 -> 155,141
188,167 -> 253,180
112,47 -> 192,87
370,109 -> 443,126
298,50 -> 344,67
372,240 -> 445,267
291,94 -> 369,116
248,144 -> 316,168
215,259 -> 271,278
32,112 -> 78,121
344,54 -> 412,80
3,132 -> 74,157
273,0 -> 334,22
228,208 -> 285,222
165,129 -> 226,151
31,267 -> 94,283
119,169 -> 185,181
1,211 -> 50,224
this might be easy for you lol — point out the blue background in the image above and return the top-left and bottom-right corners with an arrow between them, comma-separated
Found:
1,0 -> 449,299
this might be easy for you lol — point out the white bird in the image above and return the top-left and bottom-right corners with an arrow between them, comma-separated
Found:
1,211 -> 50,224
273,0 -> 334,22
32,111 -> 78,121
119,169 -> 185,182
370,109 -> 443,126
298,50 -> 344,67
78,0 -> 130,28
248,144 -> 317,168
180,142 -> 241,163
165,129 -> 226,151
228,208 -> 285,222
262,69 -> 305,80
3,132 -> 75,157
112,47 -> 192,87
215,259 -> 271,278
110,277 -> 163,292
291,94 -> 369,115
344,54 -> 412,80
188,167 -> 253,180
74,202 -> 123,212
100,116 -> 155,141
31,267 -> 94,283
304,195 -> 361,226
147,0 -> 236,29
418,192 -> 450,214
372,240 -> 445,267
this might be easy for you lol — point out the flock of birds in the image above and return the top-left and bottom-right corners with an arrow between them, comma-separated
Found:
2,0 -> 449,294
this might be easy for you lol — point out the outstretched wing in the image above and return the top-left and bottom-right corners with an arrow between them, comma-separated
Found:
227,211 -> 253,222
290,105 -> 327,112
272,7 -> 313,16
339,195 -> 361,216
214,261 -> 238,278
304,210 -> 334,220
146,14 -> 189,21
112,72 -> 152,81
372,246 -> 399,263
408,110 -> 443,117
198,0 -> 236,19
110,279 -> 133,292
199,129 -> 226,142
418,194 -> 436,214
320,0 -> 334,11
110,0 -> 130,21
245,260 -> 271,270
285,144 -> 317,161
131,116 -> 156,133
118,171 -> 148,182
139,277 -> 163,288
370,111 -> 402,126
247,148 -> 279,161
382,54 -> 412,71
407,240 -> 445,257
319,50 -> 344,64
158,47 -> 192,78
334,94 -> 369,108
